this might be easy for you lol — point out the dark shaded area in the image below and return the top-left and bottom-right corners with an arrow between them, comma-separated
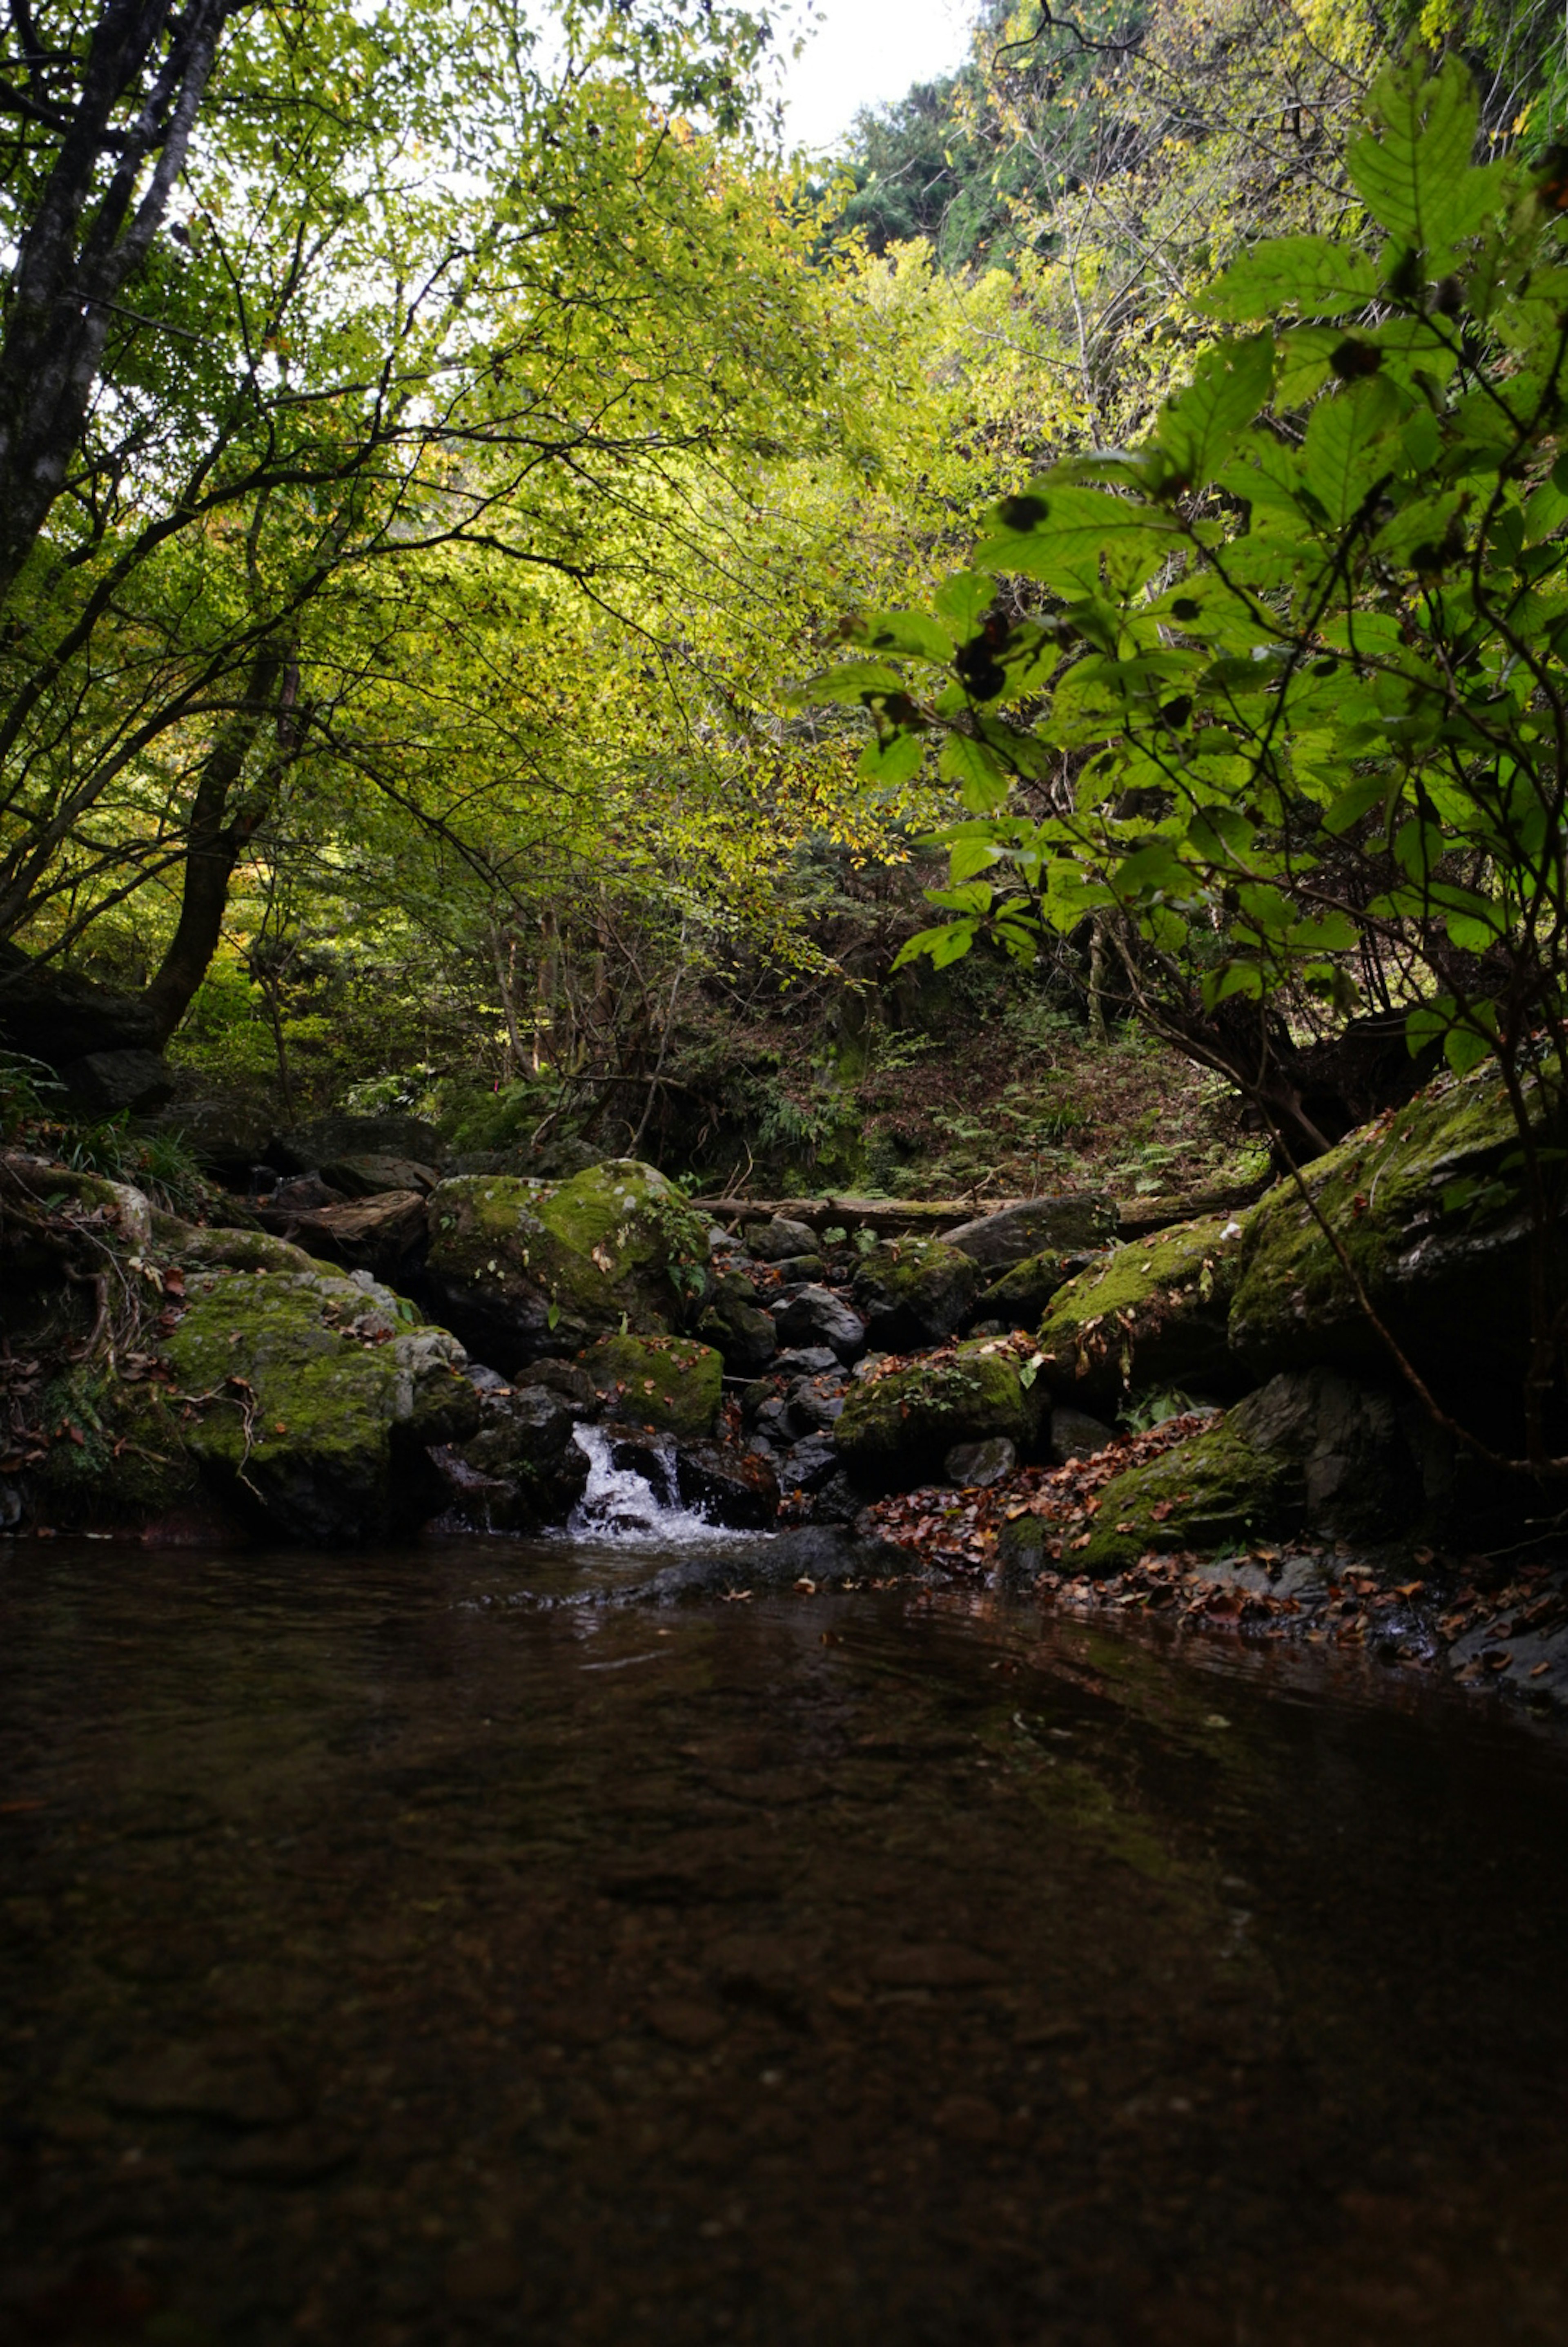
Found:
1,1540 -> 1567,2343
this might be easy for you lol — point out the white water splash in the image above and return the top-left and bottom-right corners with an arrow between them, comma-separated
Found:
567,1425 -> 722,1546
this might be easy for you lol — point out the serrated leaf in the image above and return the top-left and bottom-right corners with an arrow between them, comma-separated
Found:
1346,53 -> 1502,255
973,483 -> 1175,592
939,730 -> 1010,811
935,572 -> 995,633
858,610 -> 956,664
1197,236 -> 1378,323
791,660 -> 905,707
1302,375 -> 1403,529
1155,335 -> 1275,486
857,732 -> 925,785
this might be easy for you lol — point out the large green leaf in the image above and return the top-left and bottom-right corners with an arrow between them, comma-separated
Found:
973,484 -> 1175,591
1301,375 -> 1403,529
1346,52 -> 1505,257
853,611 -> 955,664
1197,238 -> 1378,323
1154,335 -> 1275,488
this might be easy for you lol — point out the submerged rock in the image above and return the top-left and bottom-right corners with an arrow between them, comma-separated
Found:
852,1237 -> 979,1352
1035,1213 -> 1247,1410
423,1158 -> 710,1364
581,1332 -> 724,1439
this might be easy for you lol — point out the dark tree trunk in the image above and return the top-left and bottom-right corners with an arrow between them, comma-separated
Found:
141,642 -> 294,1045
0,0 -> 236,605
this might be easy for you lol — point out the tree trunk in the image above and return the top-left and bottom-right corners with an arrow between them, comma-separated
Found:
140,641 -> 292,1045
0,0 -> 236,606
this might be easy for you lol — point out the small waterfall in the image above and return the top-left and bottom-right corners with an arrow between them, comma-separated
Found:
567,1425 -> 725,1545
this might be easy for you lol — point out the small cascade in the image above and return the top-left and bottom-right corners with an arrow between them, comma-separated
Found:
567,1424 -> 724,1545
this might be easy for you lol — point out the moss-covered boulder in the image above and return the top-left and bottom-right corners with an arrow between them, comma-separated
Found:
423,1158 -> 710,1366
698,1266 -> 778,1374
581,1332 -> 724,1438
851,1237 -> 979,1351
1035,1214 -> 1247,1409
1079,1367 -> 1429,1574
834,1339 -> 1047,1481
160,1260 -> 478,1541
977,1247 -> 1102,1330
1228,1063 -> 1540,1405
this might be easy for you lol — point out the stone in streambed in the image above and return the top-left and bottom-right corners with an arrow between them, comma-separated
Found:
743,1216 -> 819,1261
978,1247 -> 1102,1328
675,1439 -> 779,1528
424,1157 -> 710,1363
852,1237 -> 978,1351
1035,1212 -> 1247,1410
1049,1406 -> 1117,1463
432,1385 -> 590,1531
771,1284 -> 865,1364
945,1194 -> 1116,1272
697,1265 -> 777,1374
834,1340 -> 1045,1481
581,1332 -> 723,1439
944,1435 -> 1016,1488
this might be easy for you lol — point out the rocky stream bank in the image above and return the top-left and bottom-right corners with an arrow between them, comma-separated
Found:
4,1059 -> 1566,1711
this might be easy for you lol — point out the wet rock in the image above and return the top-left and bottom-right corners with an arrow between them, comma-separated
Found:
318,1152 -> 443,1197
272,1113 -> 443,1175
697,1266 -> 777,1375
582,1332 -> 723,1439
798,1468 -> 861,1524
777,1432 -> 842,1494
852,1237 -> 979,1351
1080,1367 -> 1428,1574
433,1385 -> 590,1531
1036,1213 -> 1248,1410
603,1424 -> 678,1507
771,1284 -> 865,1365
770,1252 -> 828,1283
978,1247 -> 1102,1328
424,1158 -> 710,1363
264,1171 -> 344,1212
260,1188 -> 429,1279
993,1512 -> 1049,1585
743,1216 -> 819,1261
784,1374 -> 846,1434
944,1435 -> 1016,1488
945,1194 -> 1116,1272
516,1356 -> 598,1413
834,1341 -> 1047,1480
675,1439 -> 780,1528
1048,1407 -> 1117,1464
775,1345 -> 840,1377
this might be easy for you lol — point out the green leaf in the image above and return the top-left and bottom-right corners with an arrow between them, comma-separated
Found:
935,572 -> 996,634
973,484 -> 1175,592
1302,375 -> 1403,529
858,610 -> 956,664
893,920 -> 977,971
949,837 -> 1000,883
939,730 -> 1010,811
925,881 -> 993,914
1154,335 -> 1275,486
1346,53 -> 1504,257
791,660 -> 904,707
858,732 -> 925,785
1197,237 -> 1378,323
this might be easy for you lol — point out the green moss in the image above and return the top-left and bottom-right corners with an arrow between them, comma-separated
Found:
1080,1419 -> 1294,1575
835,1338 -> 1045,1469
1036,1213 -> 1245,1406
978,1247 -> 1090,1326
581,1332 -> 723,1437
32,1367 -> 200,1528
426,1157 -> 710,1352
1229,1064 -> 1532,1377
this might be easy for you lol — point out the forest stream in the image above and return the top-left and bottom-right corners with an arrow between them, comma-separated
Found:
4,1460 -> 1568,2347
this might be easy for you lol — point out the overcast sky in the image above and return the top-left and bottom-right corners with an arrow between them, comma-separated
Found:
777,0 -> 976,154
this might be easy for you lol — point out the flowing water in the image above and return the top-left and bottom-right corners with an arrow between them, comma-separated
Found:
3,1471 -> 1568,2347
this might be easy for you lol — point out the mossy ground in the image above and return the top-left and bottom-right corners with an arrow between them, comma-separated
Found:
1079,1421 -> 1293,1575
1036,1212 -> 1246,1408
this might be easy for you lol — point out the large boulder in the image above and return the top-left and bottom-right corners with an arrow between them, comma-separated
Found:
57,1047 -> 175,1116
771,1284 -> 865,1364
319,1153 -> 442,1197
149,1098 -> 276,1178
0,940 -> 159,1062
674,1438 -> 780,1528
581,1333 -> 723,1439
1079,1368 -> 1429,1575
976,1247 -> 1103,1329
1228,1062 -> 1544,1418
944,1194 -> 1116,1272
1035,1213 -> 1248,1410
851,1237 -> 979,1351
423,1158 -> 710,1365
834,1339 -> 1047,1481
273,1114 -> 443,1176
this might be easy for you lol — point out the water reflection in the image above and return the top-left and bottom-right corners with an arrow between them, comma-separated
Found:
1,1535 -> 1566,2345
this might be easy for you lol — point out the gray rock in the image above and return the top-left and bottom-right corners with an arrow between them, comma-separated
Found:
777,1432 -> 843,1493
274,1114 -> 443,1175
771,1284 -> 865,1364
515,1356 -> 598,1414
674,1439 -> 779,1528
944,1435 -> 1017,1488
744,1216 -> 820,1262
775,1346 -> 840,1376
149,1098 -> 275,1175
770,1253 -> 828,1283
785,1375 -> 846,1434
1228,1368 -> 1424,1542
852,1237 -> 980,1351
993,1511 -> 1048,1586
432,1384 -> 590,1531
320,1152 -> 442,1197
58,1048 -> 176,1116
945,1194 -> 1116,1271
1049,1407 -> 1117,1464
697,1266 -> 777,1374
978,1247 -> 1103,1328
